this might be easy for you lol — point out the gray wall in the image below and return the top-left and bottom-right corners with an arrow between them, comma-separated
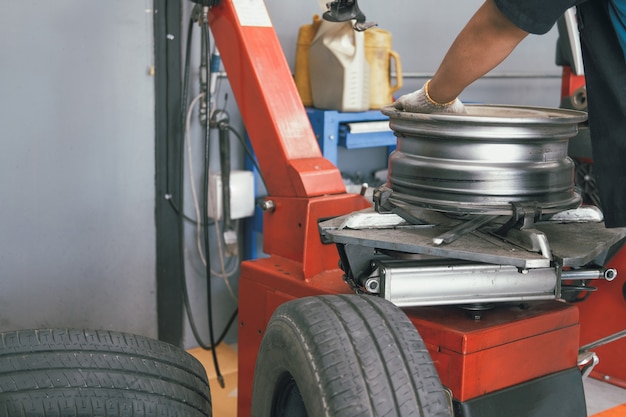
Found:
0,0 -> 565,347
266,0 -> 563,107
0,2 -> 157,337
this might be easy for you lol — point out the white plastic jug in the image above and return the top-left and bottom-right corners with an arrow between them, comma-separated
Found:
309,20 -> 370,112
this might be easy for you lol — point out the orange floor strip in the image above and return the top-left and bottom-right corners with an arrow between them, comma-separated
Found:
593,404 -> 626,417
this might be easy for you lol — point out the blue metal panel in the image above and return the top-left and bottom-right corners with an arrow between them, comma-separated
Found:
306,108 -> 396,164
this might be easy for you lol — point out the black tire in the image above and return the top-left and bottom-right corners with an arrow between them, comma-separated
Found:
251,295 -> 451,417
0,329 -> 212,417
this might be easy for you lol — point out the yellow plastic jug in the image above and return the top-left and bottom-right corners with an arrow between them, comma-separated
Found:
294,14 -> 322,107
365,28 -> 403,109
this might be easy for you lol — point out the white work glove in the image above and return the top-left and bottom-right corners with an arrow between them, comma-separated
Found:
392,80 -> 465,114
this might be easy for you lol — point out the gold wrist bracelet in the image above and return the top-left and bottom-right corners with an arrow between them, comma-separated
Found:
424,79 -> 457,107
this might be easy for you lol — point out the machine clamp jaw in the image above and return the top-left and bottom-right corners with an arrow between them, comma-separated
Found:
323,0 -> 377,31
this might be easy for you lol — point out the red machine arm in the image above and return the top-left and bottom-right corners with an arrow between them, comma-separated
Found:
208,0 -> 346,199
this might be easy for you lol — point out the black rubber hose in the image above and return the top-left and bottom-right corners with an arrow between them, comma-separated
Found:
225,123 -> 268,195
201,18 -> 225,389
219,120 -> 232,231
178,12 -> 235,364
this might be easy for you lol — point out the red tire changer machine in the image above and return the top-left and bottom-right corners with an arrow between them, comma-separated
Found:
206,1 -> 626,415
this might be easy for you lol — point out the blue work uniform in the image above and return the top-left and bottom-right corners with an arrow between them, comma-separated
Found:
494,0 -> 626,228
609,1 -> 626,58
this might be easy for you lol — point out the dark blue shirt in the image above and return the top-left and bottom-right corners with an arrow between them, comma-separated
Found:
609,0 -> 626,59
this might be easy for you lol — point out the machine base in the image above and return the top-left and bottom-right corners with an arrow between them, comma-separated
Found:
578,245 -> 626,388
237,256 -> 583,416
453,368 -> 587,417
405,301 -> 580,402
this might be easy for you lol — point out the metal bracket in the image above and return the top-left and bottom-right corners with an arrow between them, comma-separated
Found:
496,202 -> 542,235
495,202 -> 553,259
501,228 -> 553,260
578,329 -> 626,378
322,0 -> 377,31
577,351 -> 599,379
336,243 -> 377,293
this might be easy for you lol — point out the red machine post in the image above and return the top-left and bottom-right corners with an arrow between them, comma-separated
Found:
208,2 -> 370,415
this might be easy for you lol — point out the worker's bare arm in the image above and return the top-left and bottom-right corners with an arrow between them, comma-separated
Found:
428,0 -> 529,104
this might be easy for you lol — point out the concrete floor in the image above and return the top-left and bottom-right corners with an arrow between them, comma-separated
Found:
584,378 -> 626,416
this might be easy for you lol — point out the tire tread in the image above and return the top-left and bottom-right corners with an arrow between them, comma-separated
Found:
0,329 -> 212,417
252,294 -> 451,417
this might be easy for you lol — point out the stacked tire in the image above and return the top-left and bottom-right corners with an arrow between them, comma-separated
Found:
0,329 -> 212,417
